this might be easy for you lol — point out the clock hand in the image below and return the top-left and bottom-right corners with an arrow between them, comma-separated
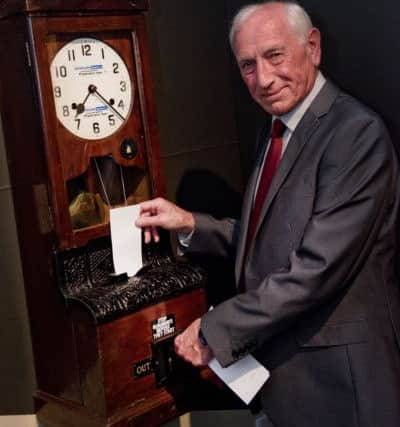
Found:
90,85 -> 126,122
72,89 -> 92,117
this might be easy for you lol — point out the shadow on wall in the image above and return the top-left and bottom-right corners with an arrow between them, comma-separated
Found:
176,168 -> 242,219
176,168 -> 242,307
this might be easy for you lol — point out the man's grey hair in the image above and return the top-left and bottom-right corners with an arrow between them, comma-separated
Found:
229,1 -> 313,49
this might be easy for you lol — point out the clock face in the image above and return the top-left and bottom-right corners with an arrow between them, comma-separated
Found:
50,37 -> 133,140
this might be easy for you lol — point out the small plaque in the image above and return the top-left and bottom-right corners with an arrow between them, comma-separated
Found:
152,315 -> 176,341
133,358 -> 154,378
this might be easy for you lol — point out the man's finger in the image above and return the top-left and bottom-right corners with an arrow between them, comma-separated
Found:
152,226 -> 160,243
139,198 -> 165,213
144,227 -> 152,244
174,334 -> 183,351
135,215 -> 161,228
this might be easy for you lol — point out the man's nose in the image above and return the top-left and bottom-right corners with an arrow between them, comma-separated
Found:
256,60 -> 274,89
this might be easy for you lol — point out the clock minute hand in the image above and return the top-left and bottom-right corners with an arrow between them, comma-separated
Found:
91,86 -> 126,122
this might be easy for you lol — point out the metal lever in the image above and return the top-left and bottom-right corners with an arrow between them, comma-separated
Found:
151,334 -> 178,387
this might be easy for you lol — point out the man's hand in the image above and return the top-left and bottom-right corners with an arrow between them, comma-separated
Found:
135,197 -> 195,243
174,318 -> 214,367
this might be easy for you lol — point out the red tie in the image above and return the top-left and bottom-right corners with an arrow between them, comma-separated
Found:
246,119 -> 285,251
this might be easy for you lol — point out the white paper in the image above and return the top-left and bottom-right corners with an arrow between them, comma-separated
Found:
110,205 -> 142,277
208,355 -> 270,405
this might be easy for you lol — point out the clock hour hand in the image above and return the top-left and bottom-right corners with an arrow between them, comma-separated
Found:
90,85 -> 126,122
72,89 -> 92,117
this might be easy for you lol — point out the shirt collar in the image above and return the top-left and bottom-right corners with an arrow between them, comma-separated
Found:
274,71 -> 326,133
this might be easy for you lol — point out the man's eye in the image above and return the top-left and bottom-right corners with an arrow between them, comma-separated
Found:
269,52 -> 283,63
241,61 -> 255,73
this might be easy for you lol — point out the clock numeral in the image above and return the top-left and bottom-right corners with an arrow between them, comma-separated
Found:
55,66 -> 68,78
67,50 -> 76,61
54,86 -> 62,98
118,100 -> 125,110
75,119 -> 81,130
81,44 -> 92,56
62,106 -> 70,117
113,63 -> 119,74
120,81 -> 127,92
101,48 -> 105,59
93,122 -> 100,134
108,115 -> 116,126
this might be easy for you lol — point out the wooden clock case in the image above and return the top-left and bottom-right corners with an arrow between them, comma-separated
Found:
0,1 -> 235,426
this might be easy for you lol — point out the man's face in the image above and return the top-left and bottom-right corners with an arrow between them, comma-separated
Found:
233,4 -> 321,116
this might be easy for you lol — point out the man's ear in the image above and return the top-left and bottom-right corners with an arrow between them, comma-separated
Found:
307,27 -> 321,67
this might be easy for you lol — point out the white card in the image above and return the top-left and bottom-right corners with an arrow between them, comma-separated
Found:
110,205 -> 142,277
208,355 -> 270,405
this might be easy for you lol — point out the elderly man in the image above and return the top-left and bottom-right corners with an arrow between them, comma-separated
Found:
136,1 -> 400,426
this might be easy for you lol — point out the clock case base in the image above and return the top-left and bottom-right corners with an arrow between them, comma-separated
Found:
34,289 -> 233,427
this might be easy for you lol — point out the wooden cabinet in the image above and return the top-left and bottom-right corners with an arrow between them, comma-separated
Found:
0,2 -> 232,425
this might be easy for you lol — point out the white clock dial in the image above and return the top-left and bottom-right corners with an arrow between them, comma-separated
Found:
50,37 -> 133,140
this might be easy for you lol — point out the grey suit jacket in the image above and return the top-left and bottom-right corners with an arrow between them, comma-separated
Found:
187,80 -> 400,427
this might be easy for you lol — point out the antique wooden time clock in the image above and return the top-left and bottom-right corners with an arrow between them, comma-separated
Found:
0,1 -> 231,426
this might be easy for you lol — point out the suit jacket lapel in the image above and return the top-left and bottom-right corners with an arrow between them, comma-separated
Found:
236,80 -> 340,282
235,128 -> 268,280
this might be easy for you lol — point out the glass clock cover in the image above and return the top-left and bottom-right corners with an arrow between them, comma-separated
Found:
50,37 -> 133,140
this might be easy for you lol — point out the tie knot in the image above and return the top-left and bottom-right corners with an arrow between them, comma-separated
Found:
272,119 -> 285,138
